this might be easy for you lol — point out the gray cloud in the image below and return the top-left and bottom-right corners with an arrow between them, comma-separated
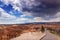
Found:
22,0 -> 60,18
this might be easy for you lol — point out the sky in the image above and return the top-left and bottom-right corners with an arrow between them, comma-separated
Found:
0,0 -> 60,24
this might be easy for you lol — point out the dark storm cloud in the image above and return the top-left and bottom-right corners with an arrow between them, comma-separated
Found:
22,0 -> 60,17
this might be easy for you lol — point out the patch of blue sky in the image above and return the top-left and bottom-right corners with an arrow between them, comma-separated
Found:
0,1 -> 23,17
0,1 -> 5,7
9,10 -> 23,17
1,4 -> 13,13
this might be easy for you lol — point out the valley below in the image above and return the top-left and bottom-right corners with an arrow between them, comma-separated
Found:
0,22 -> 60,40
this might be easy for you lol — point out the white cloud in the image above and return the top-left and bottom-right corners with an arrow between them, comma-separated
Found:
1,0 -> 22,11
0,17 -> 30,24
33,17 -> 44,22
0,7 -> 60,24
0,8 -> 17,24
22,12 -> 33,16
48,12 -> 60,22
55,12 -> 60,17
32,12 -> 60,22
0,8 -> 16,19
49,18 -> 60,22
0,0 -> 41,12
30,16 -> 60,22
0,8 -> 30,24
0,0 -> 60,24
14,18 -> 29,21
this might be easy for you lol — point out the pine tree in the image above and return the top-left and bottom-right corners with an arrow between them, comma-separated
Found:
41,26 -> 45,32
